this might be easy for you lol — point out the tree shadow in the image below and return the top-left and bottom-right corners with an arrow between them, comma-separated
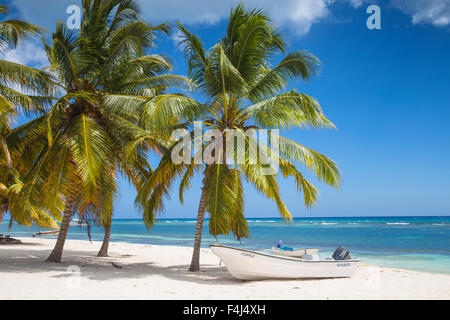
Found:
0,245 -> 241,285
1,241 -> 46,247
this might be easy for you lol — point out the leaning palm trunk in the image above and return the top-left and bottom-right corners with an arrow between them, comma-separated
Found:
189,170 -> 210,272
46,201 -> 73,263
189,185 -> 208,271
0,136 -> 12,169
97,220 -> 111,257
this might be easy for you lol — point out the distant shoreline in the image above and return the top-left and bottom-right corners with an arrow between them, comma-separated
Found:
2,216 -> 449,275
108,215 -> 450,220
4,215 -> 449,221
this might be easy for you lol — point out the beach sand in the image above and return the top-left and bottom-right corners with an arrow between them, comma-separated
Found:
0,237 -> 448,300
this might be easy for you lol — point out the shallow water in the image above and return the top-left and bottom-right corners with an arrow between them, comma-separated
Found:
1,216 -> 449,274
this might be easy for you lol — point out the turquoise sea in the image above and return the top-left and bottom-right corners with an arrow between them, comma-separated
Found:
1,216 -> 449,274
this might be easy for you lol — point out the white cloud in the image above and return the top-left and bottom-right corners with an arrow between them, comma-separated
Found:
0,39 -> 49,95
9,0 -> 331,37
139,0 -> 331,36
341,0 -> 450,28
7,0 -> 450,40
170,29 -> 186,51
8,0 -> 75,31
0,39 -> 48,69
392,0 -> 450,27
347,0 -> 365,8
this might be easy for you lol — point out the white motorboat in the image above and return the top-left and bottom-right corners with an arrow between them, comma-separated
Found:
272,247 -> 319,258
69,218 -> 87,227
210,244 -> 360,280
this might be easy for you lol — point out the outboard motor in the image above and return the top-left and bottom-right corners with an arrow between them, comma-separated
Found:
333,246 -> 351,260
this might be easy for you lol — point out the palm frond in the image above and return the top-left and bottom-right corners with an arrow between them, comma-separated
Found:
206,163 -> 234,237
177,23 -> 208,87
278,136 -> 341,188
247,90 -> 335,129
140,94 -> 204,129
63,114 -> 113,188
279,158 -> 319,207
0,18 -> 44,50
228,168 -> 248,240
249,51 -> 321,101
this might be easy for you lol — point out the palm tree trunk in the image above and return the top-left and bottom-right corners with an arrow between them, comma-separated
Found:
189,169 -> 210,272
97,220 -> 111,257
0,136 -> 12,169
46,201 -> 73,263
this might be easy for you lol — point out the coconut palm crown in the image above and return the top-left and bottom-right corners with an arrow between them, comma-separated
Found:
134,5 -> 342,271
6,0 -> 191,262
0,4 -> 55,226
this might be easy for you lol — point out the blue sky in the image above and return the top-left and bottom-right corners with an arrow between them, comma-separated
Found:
2,0 -> 450,218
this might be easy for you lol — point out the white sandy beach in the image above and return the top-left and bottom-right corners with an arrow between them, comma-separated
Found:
0,237 -> 449,300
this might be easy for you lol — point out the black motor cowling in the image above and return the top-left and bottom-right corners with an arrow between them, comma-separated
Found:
332,246 -> 351,260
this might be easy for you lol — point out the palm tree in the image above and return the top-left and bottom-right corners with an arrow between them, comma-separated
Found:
7,0 -> 191,262
0,4 -> 56,227
135,5 -> 341,271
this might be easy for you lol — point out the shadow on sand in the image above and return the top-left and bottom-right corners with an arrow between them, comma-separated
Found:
0,244 -> 242,286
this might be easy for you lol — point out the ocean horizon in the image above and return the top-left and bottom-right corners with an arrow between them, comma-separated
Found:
2,216 -> 449,275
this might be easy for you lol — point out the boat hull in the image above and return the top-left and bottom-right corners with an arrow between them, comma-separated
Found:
211,244 -> 360,280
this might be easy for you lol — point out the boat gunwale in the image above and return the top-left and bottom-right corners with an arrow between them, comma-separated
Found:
210,243 -> 361,263
272,247 -> 319,253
